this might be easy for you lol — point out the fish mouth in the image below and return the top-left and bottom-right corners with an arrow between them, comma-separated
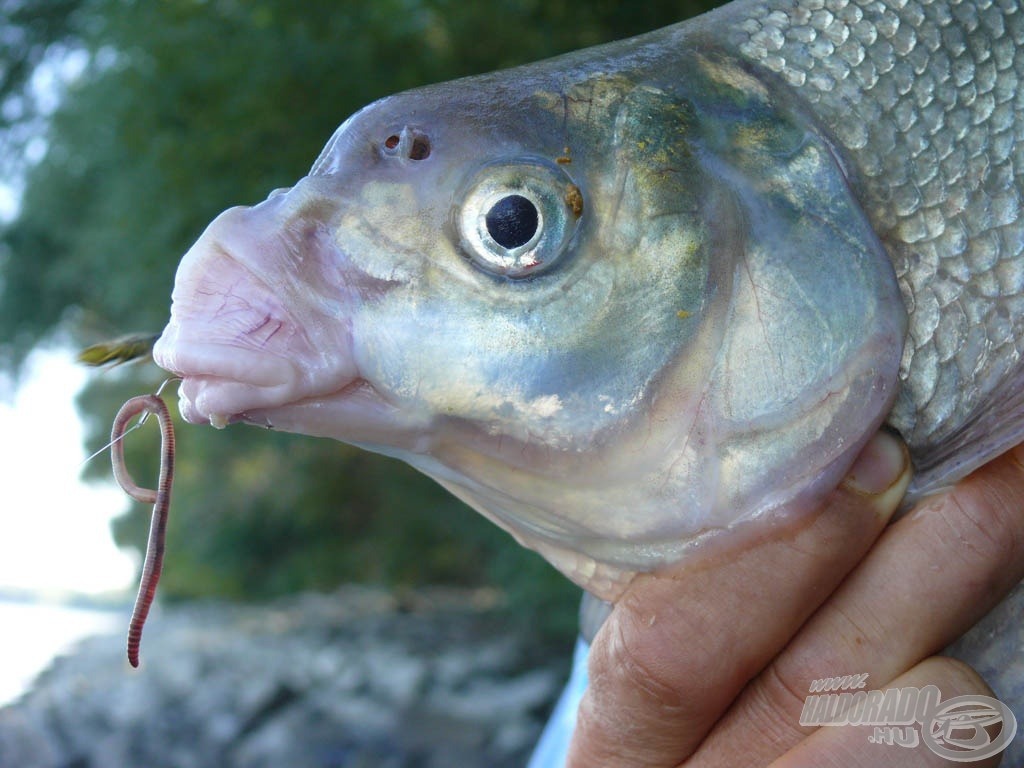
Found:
155,341 -> 431,449
176,374 -> 363,427
175,374 -> 322,429
240,380 -> 432,451
152,339 -> 306,426
182,374 -> 432,452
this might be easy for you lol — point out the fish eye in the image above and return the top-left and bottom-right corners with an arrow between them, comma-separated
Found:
455,159 -> 582,278
485,195 -> 539,249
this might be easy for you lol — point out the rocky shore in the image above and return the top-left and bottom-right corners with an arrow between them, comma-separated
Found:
0,587 -> 572,768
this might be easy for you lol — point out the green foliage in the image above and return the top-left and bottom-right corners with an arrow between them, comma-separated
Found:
2,0 -> 720,637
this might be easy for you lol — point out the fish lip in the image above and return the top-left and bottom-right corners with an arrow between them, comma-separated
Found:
174,374 -> 294,426
172,376 -> 368,430
233,380 -> 376,430
234,378 -> 370,427
153,340 -> 297,388
154,338 -> 309,427
232,379 -> 434,454
172,374 -> 375,428
161,346 -> 402,432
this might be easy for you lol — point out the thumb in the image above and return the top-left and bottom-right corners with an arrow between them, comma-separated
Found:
567,431 -> 910,768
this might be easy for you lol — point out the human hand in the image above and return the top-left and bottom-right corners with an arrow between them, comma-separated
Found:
567,431 -> 1024,767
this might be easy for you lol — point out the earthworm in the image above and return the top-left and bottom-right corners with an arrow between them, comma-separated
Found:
110,393 -> 175,668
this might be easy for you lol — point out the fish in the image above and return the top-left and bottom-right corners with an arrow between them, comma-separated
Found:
152,0 -> 1024,757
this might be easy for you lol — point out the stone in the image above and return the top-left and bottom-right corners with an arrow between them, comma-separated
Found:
0,587 -> 570,768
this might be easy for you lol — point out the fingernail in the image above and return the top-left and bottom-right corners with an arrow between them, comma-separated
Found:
843,431 -> 908,496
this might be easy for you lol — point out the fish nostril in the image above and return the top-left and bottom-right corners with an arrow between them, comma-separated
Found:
381,128 -> 431,161
408,135 -> 430,160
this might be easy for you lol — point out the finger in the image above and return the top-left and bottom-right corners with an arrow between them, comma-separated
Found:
566,431 -> 911,768
768,657 -> 1006,768
692,443 -> 1024,766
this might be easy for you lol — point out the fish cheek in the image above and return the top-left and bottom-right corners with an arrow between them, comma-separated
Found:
676,59 -> 907,526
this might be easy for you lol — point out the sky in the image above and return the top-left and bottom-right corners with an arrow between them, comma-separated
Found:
0,348 -> 137,596
0,45 -> 140,597
0,185 -> 17,221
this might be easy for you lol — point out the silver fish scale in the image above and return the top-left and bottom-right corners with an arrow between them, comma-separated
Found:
726,0 -> 1024,470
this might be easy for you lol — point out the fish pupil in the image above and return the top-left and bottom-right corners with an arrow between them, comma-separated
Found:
485,195 -> 539,249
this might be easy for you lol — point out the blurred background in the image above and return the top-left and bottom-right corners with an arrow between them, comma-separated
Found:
0,0 -> 723,708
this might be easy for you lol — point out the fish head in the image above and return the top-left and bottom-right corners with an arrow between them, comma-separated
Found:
154,44 -> 906,599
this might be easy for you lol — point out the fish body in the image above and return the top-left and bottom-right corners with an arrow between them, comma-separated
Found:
153,0 -> 1024,752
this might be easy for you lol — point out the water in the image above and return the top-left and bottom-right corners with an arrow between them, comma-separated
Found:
0,598 -> 122,707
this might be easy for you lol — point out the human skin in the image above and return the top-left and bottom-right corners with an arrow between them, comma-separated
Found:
567,431 -> 1024,767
